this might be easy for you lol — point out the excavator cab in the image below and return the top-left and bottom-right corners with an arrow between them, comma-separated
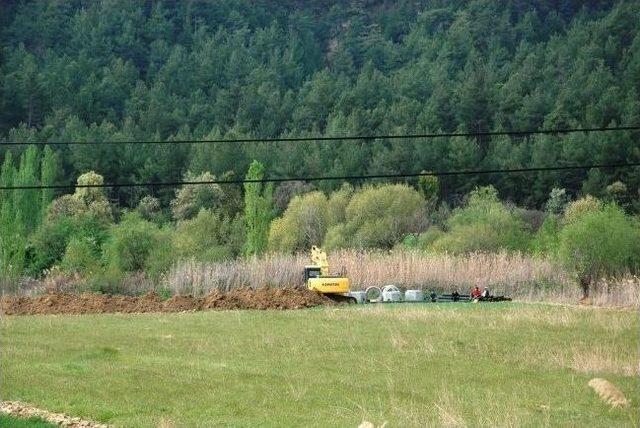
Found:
303,266 -> 322,282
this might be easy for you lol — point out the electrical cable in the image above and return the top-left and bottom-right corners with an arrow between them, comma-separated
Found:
2,162 -> 638,191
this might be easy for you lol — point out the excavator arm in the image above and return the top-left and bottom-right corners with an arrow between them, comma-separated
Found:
310,245 -> 330,276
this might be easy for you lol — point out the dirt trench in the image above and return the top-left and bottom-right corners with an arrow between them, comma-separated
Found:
0,287 -> 333,316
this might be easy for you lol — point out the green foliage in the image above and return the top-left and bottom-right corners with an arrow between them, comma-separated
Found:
545,188 -> 568,215
0,1 -> 638,211
170,172 -> 225,221
1,146 -> 65,282
173,209 -> 244,261
40,145 -> 58,210
268,191 -> 328,253
102,212 -> 172,275
61,237 -> 101,275
46,171 -> 113,224
529,215 -> 561,256
418,174 -> 439,208
14,146 -> 40,231
563,196 -> 603,224
431,186 -> 531,253
558,204 -> 640,289
244,160 -> 273,256
136,195 -> 162,222
327,184 -> 426,249
605,181 -> 631,210
2,1 -> 640,280
416,226 -> 446,251
28,212 -> 109,276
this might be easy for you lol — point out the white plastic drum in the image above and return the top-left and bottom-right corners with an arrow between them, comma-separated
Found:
382,285 -> 402,302
404,289 -> 424,302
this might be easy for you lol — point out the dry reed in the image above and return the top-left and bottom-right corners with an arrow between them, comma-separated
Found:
163,250 -> 640,306
164,250 -> 574,297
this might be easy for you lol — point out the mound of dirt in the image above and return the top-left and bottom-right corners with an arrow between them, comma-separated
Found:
0,288 -> 332,316
202,287 -> 332,310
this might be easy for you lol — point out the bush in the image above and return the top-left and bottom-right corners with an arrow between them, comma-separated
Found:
61,237 -> 101,274
273,181 -> 315,214
268,192 -> 328,253
102,212 -> 173,275
170,172 -> 225,221
431,186 -> 531,253
328,184 -> 427,249
27,213 -> 109,275
137,196 -> 161,221
563,195 -> 602,224
545,187 -> 568,214
173,209 -> 244,261
529,215 -> 561,256
325,184 -> 352,227
558,203 -> 640,295
417,226 -> 446,250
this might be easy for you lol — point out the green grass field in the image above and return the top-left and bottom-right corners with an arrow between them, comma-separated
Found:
0,415 -> 56,427
2,303 -> 638,427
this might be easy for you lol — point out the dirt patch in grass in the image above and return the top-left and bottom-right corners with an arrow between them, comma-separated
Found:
0,288 -> 332,316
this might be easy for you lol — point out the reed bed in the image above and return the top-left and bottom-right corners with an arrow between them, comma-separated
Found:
164,250 -> 577,298
164,251 -> 640,306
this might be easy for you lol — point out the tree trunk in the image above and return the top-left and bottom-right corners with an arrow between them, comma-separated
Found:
579,274 -> 592,300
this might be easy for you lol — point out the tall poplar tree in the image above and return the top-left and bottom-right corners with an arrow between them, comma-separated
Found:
243,160 -> 273,257
40,145 -> 58,216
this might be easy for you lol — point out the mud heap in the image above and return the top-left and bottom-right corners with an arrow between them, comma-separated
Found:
0,287 -> 333,316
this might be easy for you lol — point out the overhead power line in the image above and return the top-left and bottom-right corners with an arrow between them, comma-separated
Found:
2,162 -> 638,191
1,125 -> 639,146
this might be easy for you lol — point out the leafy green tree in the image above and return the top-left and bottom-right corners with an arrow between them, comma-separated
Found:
40,146 -> 58,212
102,212 -> 172,274
0,0 -> 638,213
14,145 -> 40,232
558,204 -> 640,297
170,172 -> 225,221
61,237 -> 101,275
268,191 -> 328,253
244,160 -> 273,256
27,171 -> 113,274
326,184 -> 427,250
0,151 -> 24,285
545,188 -> 569,215
173,209 -> 244,261
432,186 -> 531,253
563,196 -> 602,224
136,196 -> 162,222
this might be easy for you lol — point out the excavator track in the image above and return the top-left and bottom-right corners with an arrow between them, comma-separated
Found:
326,294 -> 357,305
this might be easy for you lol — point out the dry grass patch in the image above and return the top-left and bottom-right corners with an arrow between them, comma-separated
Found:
588,378 -> 631,408
571,347 -> 640,377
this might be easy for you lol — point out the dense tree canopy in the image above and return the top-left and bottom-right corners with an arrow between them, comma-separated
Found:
0,0 -> 638,211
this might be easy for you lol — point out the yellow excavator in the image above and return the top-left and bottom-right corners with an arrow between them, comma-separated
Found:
304,246 -> 357,304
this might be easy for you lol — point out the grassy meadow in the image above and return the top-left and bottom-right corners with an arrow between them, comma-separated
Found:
0,415 -> 55,427
1,303 -> 638,427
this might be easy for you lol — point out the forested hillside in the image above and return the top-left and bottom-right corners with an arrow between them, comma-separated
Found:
1,1 -> 640,291
1,0 -> 639,208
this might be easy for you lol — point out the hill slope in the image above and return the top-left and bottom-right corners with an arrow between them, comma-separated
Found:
1,0 -> 639,207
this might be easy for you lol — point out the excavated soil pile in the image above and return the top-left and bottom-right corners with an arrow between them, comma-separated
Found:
0,288 -> 332,316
